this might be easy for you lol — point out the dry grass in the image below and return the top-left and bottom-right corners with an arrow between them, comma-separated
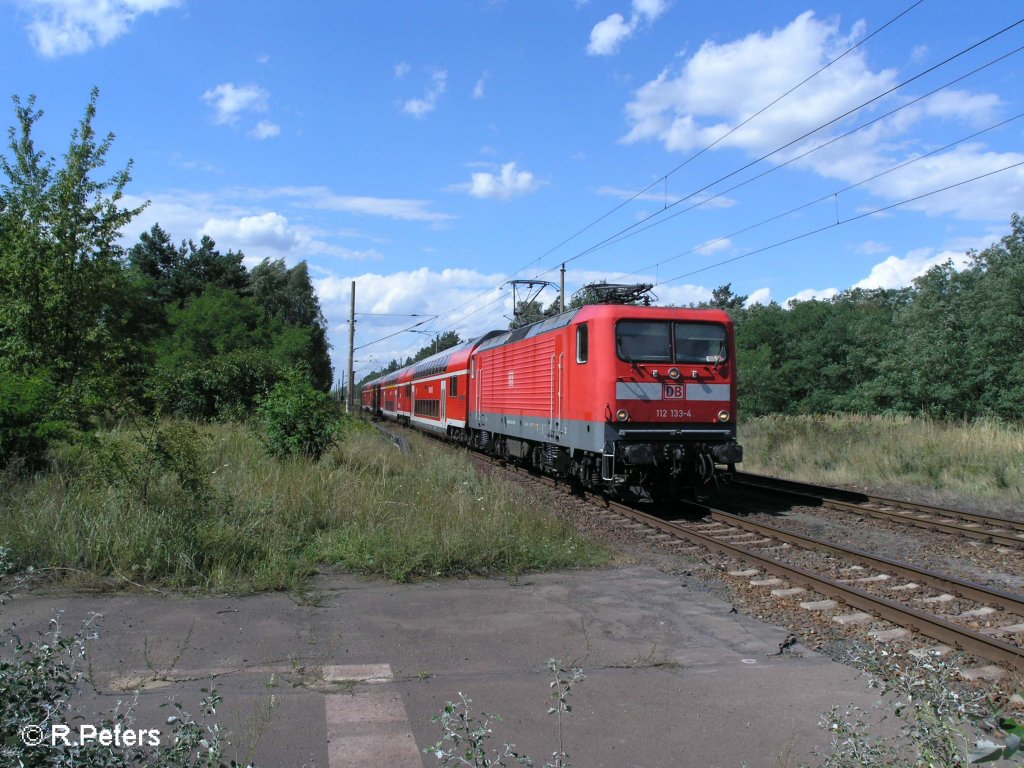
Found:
740,414 -> 1024,514
0,419 -> 607,591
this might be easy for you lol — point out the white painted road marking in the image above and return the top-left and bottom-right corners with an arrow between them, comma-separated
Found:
325,665 -> 421,767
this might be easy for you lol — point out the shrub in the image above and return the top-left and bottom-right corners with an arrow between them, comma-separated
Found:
257,375 -> 338,459
147,350 -> 287,421
0,370 -> 68,471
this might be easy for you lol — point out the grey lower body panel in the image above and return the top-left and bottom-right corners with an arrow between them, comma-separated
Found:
470,412 -> 737,455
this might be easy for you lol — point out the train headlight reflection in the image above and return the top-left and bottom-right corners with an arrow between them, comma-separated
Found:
717,410 -> 730,422
616,408 -> 630,422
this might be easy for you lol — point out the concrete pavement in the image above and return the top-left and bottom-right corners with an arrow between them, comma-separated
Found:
2,566 -> 878,767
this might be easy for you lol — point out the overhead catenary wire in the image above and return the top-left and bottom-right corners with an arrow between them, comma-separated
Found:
531,15 -> 1024,282
354,315 -> 438,352
356,155 -> 1019,376
423,1 -> 929,336
616,110 -> 1024,282
530,0 -> 929,267
591,49 -> 1024,274
445,40 -> 1023,336
652,159 -> 1024,289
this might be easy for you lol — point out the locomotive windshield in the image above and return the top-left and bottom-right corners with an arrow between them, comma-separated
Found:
616,321 -> 728,364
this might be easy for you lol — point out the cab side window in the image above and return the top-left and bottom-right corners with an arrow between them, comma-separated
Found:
576,324 -> 588,364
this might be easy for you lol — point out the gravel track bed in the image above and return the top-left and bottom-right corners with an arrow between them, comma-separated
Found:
373,423 -> 1023,712
718,489 -> 1024,594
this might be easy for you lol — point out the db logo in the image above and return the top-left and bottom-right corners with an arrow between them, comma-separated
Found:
663,384 -> 685,399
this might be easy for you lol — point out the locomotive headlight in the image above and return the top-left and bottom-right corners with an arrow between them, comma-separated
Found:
668,367 -> 681,380
616,408 -> 630,422
717,410 -> 730,422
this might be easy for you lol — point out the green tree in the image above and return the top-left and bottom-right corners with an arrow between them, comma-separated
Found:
172,235 -> 249,303
157,287 -> 270,368
250,258 -> 333,390
0,90 -> 146,395
706,283 -> 748,312
128,226 -> 249,308
127,223 -> 181,307
886,214 -> 1024,420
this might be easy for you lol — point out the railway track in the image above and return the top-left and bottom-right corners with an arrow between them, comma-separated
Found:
378,423 -> 1024,674
499,465 -> 1024,674
732,472 -> 1024,548
587,494 -> 1024,673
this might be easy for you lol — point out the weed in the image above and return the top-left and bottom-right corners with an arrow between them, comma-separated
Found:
813,647 -> 1023,767
0,547 -> 252,767
143,622 -> 197,682
426,658 -> 584,768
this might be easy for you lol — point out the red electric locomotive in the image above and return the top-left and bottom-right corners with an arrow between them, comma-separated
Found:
362,295 -> 742,499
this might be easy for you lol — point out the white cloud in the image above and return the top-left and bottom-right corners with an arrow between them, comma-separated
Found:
745,287 -> 772,306
21,0 -> 179,57
653,283 -> 712,306
463,162 -> 540,200
120,191 -> 388,264
273,186 -> 455,223
403,69 -> 447,118
853,247 -> 972,290
202,212 -> 300,253
596,185 -> 737,209
923,90 -> 1001,125
785,287 -> 839,305
201,83 -> 270,125
696,237 -> 732,255
473,74 -> 487,99
394,61 -> 411,79
587,0 -> 669,56
316,267 -> 511,369
862,144 -> 1024,220
624,12 -> 894,152
622,11 -> 1017,220
587,13 -> 633,56
250,120 -> 281,140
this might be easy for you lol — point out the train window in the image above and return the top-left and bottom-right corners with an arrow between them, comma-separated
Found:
616,321 -> 672,362
576,324 -> 588,364
405,384 -> 412,397
449,376 -> 459,397
674,323 -> 728,363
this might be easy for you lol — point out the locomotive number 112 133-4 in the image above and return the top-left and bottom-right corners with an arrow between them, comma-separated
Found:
655,408 -> 693,418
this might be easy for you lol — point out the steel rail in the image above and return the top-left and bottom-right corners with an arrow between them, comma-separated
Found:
734,473 -> 1024,547
697,508 -> 1024,615
735,471 -> 1024,531
611,500 -> 1024,672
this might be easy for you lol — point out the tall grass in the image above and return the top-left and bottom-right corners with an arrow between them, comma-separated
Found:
740,414 -> 1024,510
0,419 -> 607,591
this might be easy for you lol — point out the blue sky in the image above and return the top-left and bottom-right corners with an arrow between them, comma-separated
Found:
3,0 -> 1022,383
